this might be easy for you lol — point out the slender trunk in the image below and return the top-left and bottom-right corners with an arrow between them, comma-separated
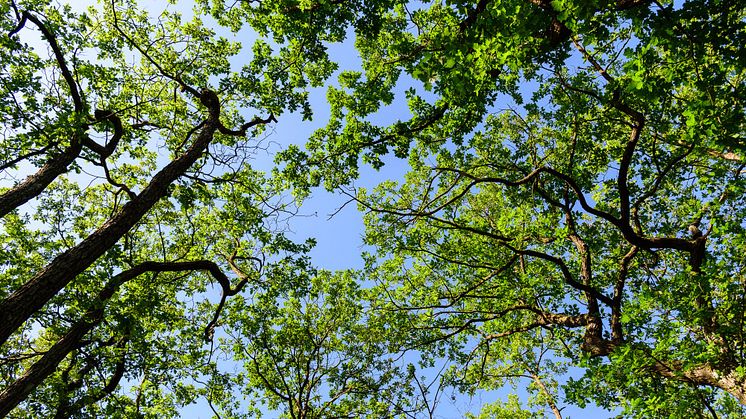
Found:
529,373 -> 562,419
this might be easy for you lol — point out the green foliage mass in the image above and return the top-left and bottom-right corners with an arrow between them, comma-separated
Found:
275,0 -> 746,416
0,0 -> 744,417
0,0 -> 393,416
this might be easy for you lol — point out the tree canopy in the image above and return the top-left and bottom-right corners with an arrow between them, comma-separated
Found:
0,0 -> 745,417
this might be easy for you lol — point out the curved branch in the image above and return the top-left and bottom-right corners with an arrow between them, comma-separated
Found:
434,166 -> 623,229
203,251 -> 262,342
83,110 -> 124,159
507,245 -> 613,307
0,259 -> 234,416
0,85 -> 277,347
21,11 -> 84,112
437,165 -> 695,252
218,114 -> 278,137
617,115 -> 645,225
53,336 -> 129,418
350,172 -> 613,306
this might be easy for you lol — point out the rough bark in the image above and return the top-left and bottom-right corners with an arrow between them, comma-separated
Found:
0,309 -> 103,417
650,361 -> 746,405
0,143 -> 82,218
0,260 -> 231,415
0,93 -> 221,348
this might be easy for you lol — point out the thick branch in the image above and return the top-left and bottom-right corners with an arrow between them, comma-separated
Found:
617,114 -> 645,225
0,260 -> 233,415
648,359 -> 746,405
0,88 -> 275,348
83,110 -> 124,159
0,142 -> 83,218
0,309 -> 104,417
0,110 -> 125,221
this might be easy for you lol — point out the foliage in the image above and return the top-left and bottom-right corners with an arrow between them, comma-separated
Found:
0,0 -> 362,416
1,0 -> 746,417
223,270 -> 420,418
272,0 -> 746,417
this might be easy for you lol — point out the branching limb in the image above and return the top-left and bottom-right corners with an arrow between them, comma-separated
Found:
0,308 -> 104,417
83,110 -> 124,159
435,165 -> 696,253
218,114 -> 278,136
53,335 -> 129,418
0,142 -> 83,218
0,9 -> 101,217
15,12 -> 84,112
109,0 -> 201,98
203,249 -> 263,342
508,244 -> 613,307
0,87 -> 234,347
0,259 -> 239,415
412,305 -> 593,350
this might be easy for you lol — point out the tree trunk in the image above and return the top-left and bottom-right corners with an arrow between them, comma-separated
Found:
0,260 -> 227,414
0,106 -> 219,348
0,309 -> 103,416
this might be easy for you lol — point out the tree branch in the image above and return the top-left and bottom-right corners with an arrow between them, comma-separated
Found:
0,259 -> 236,415
611,246 -> 638,343
0,86 -> 271,347
20,11 -> 83,112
